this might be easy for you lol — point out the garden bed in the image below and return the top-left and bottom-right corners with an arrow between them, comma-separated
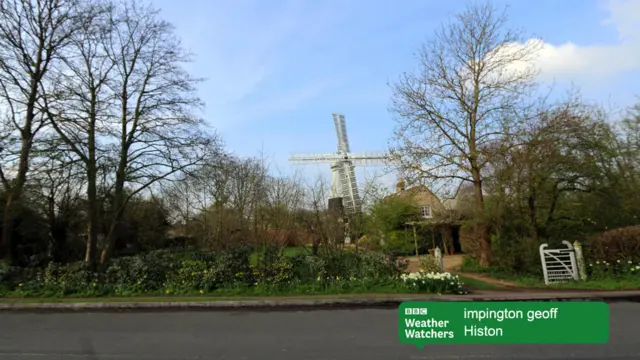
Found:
0,247 -> 467,298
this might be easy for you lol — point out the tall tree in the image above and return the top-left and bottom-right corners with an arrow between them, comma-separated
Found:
44,0 -> 113,267
99,1 -> 219,264
389,2 -> 540,266
0,0 -> 81,263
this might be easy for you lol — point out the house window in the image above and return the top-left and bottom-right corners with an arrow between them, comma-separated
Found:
421,206 -> 432,219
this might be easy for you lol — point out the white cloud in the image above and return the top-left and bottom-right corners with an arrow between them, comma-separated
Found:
498,0 -> 640,83
531,40 -> 638,79
601,0 -> 640,41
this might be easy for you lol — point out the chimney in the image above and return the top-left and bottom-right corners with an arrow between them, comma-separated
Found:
396,177 -> 406,192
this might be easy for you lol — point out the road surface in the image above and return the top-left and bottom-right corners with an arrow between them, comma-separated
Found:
0,302 -> 638,360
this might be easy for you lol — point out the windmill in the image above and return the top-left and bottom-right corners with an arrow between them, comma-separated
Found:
289,113 -> 390,242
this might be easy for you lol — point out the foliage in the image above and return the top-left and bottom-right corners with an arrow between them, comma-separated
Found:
0,247 -> 464,297
361,193 -> 424,257
586,258 -> 640,280
0,0 -> 639,290
381,230 -> 417,256
419,255 -> 443,274
488,234 -> 542,275
357,235 -> 381,252
584,226 -> 640,265
365,195 -> 420,235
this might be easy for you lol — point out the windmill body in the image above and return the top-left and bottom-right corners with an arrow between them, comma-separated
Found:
289,113 -> 390,219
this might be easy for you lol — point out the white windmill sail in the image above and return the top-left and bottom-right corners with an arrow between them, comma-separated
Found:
289,112 -> 391,216
333,113 -> 350,153
333,114 -> 362,214
339,160 -> 362,215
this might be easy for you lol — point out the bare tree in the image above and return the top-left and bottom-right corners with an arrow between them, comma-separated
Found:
189,157 -> 235,248
29,149 -> 86,263
161,172 -> 199,235
259,168 -> 306,251
43,0 -> 113,267
389,2 -> 540,266
0,0 -> 82,263
228,157 -> 266,232
299,176 -> 343,255
98,1 -> 221,264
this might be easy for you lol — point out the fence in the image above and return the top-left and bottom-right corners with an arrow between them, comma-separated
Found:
539,241 -> 581,285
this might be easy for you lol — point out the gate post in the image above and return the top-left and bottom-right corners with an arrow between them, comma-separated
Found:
562,240 -> 579,281
573,241 -> 587,281
539,243 -> 550,285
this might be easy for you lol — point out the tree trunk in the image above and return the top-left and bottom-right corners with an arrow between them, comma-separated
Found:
471,167 -> 490,267
311,233 -> 318,256
1,134 -> 31,264
100,162 -> 126,265
1,195 -> 16,263
85,167 -> 99,269
84,98 -> 99,269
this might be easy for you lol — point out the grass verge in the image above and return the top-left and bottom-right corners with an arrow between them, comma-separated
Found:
457,275 -> 505,290
0,292 -> 439,304
460,255 -> 640,290
510,276 -> 640,290
0,281 -> 453,302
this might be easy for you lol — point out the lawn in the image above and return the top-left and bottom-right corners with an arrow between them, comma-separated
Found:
0,292 -> 439,304
458,255 -> 640,290
509,276 -> 640,290
456,275 -> 505,290
462,270 -> 640,290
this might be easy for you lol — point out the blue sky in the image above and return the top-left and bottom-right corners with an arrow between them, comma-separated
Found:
152,0 -> 640,192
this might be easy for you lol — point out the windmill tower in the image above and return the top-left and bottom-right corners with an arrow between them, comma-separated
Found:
289,113 -> 390,243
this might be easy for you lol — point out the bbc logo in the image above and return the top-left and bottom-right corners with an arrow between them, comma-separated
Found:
405,307 -> 428,315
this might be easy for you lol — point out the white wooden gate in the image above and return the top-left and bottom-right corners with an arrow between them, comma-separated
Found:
539,241 -> 579,285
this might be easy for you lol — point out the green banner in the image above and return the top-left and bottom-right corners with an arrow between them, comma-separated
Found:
399,301 -> 609,346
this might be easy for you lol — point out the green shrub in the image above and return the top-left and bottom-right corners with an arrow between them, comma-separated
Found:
357,235 -> 381,252
104,250 -> 179,292
165,259 -> 209,292
0,245 -> 462,297
357,252 -> 404,279
0,261 -> 23,288
382,230 -> 416,256
459,255 -> 484,272
489,234 -> 542,275
217,245 -> 252,284
419,255 -> 443,273
585,259 -> 640,279
289,254 -> 325,282
585,226 -> 640,264
459,223 -> 481,259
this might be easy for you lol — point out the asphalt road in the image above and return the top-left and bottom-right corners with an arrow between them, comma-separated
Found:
0,302 -> 638,360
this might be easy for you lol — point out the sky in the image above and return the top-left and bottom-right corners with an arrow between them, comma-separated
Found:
151,0 -> 640,194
